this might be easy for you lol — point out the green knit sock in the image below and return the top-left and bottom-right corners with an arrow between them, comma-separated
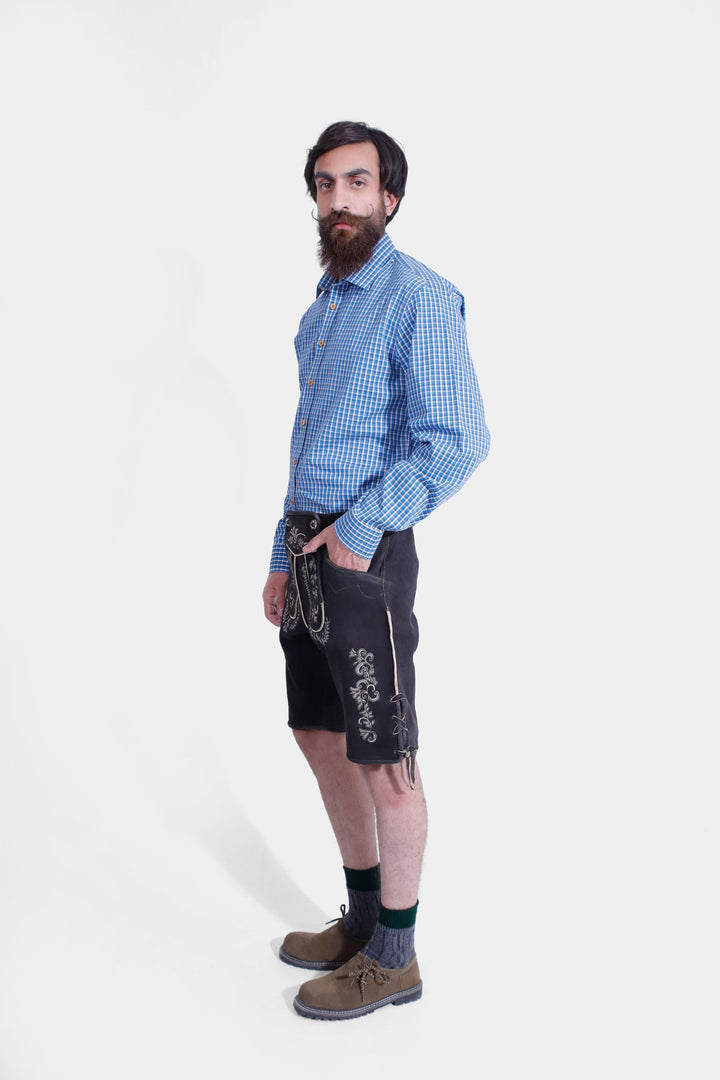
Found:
342,864 -> 381,941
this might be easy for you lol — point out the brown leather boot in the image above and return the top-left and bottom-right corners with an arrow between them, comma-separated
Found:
279,909 -> 368,971
293,952 -> 422,1020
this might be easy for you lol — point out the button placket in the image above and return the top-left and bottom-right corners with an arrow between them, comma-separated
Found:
290,286 -> 341,506
298,287 -> 338,434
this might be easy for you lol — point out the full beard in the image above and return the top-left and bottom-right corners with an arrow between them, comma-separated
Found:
317,207 -> 386,280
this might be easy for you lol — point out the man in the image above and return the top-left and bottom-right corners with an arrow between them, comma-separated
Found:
262,121 -> 490,1020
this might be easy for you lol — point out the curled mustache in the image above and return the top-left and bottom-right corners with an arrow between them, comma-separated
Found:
311,206 -> 376,224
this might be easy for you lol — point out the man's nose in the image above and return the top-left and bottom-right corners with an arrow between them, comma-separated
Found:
331,186 -> 350,212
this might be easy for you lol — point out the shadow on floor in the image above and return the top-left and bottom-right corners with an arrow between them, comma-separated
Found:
182,804 -> 326,930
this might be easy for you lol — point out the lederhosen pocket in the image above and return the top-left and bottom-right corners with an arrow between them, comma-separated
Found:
281,512 -> 339,642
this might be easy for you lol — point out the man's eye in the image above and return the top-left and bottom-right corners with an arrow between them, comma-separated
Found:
352,179 -> 366,187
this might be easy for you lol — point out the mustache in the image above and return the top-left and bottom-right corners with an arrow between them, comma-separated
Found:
313,207 -> 377,225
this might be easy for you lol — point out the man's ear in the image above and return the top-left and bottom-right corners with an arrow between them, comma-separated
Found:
384,190 -> 399,218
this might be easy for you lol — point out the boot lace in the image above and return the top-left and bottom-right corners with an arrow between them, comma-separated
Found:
325,903 -> 347,926
337,955 -> 391,1002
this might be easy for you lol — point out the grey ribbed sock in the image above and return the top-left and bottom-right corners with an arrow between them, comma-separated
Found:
341,865 -> 381,941
363,902 -> 418,969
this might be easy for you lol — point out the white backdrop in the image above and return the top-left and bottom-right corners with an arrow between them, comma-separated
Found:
1,1 -> 718,1077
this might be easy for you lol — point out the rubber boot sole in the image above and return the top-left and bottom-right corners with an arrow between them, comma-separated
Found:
293,980 -> 423,1020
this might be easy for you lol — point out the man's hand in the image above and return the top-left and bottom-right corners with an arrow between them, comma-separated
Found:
302,524 -> 371,572
263,571 -> 289,626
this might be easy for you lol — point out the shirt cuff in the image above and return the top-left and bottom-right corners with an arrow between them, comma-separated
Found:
269,518 -> 290,573
334,511 -> 385,560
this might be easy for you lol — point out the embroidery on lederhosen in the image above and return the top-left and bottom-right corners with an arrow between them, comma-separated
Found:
281,526 -> 304,632
348,648 -> 379,743
282,524 -> 330,644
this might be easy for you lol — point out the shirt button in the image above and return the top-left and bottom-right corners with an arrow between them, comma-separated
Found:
330,303 -> 336,310
308,379 -> 314,386
290,498 -> 295,505
300,419 -> 306,426
318,340 -> 324,347
293,458 -> 298,465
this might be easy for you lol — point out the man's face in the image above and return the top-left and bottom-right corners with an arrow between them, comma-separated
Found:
314,142 -> 398,280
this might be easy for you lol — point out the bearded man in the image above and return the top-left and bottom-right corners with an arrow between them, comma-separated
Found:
262,121 -> 490,1020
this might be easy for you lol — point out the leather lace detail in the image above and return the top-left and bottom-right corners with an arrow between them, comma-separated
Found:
325,903 -> 347,926
337,956 -> 391,1002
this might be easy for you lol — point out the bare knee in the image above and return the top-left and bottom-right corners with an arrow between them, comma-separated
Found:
292,728 -> 318,756
363,762 -> 424,807
293,728 -> 347,771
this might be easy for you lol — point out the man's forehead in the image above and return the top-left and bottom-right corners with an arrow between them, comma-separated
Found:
314,141 -> 380,178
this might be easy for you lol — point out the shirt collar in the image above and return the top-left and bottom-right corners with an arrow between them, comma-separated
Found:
316,232 -> 396,297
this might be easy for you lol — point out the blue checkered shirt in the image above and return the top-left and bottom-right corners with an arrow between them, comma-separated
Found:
269,233 -> 490,572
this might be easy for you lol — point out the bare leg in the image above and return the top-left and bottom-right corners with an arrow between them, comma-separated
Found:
362,763 -> 427,909
294,730 -> 427,907
293,729 -> 378,869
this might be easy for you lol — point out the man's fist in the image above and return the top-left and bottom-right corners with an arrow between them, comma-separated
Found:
262,572 -> 289,626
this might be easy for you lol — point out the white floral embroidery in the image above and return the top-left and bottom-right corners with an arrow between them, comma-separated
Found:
281,527 -> 306,633
349,648 -> 380,743
282,525 -> 330,644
